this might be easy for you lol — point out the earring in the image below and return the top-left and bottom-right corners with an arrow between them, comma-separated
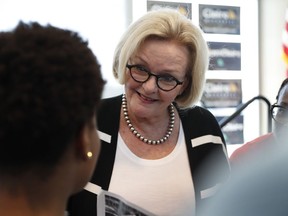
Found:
87,151 -> 93,159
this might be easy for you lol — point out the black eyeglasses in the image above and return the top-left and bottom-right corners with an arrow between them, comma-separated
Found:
126,64 -> 184,91
270,103 -> 288,124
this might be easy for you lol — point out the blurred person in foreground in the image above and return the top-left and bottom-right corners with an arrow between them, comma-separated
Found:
199,78 -> 288,216
0,21 -> 105,216
68,9 -> 230,216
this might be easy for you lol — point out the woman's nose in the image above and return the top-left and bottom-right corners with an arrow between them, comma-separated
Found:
142,75 -> 158,92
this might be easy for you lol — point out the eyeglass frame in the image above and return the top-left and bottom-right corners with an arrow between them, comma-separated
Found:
270,103 -> 288,124
126,64 -> 184,91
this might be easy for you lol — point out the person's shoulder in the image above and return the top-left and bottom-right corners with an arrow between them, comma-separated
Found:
230,133 -> 274,166
98,95 -> 122,117
97,95 -> 122,132
178,105 -> 214,118
101,94 -> 122,103
232,133 -> 273,156
178,105 -> 222,135
249,133 -> 273,143
99,95 -> 122,108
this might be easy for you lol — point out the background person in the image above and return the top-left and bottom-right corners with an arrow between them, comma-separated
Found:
68,9 -> 230,216
230,78 -> 288,169
0,21 -> 105,216
199,78 -> 288,215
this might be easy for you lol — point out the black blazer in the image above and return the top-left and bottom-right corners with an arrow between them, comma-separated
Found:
68,95 -> 230,215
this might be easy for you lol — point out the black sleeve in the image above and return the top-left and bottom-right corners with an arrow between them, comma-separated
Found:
67,190 -> 97,216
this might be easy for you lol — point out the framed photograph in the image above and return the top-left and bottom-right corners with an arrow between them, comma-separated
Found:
147,1 -> 192,19
208,42 -> 241,71
201,79 -> 242,108
199,4 -> 240,35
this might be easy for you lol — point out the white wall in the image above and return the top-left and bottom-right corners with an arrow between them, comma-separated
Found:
0,0 -> 131,98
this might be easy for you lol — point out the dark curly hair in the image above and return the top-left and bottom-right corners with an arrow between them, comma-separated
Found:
276,78 -> 288,101
0,21 -> 105,175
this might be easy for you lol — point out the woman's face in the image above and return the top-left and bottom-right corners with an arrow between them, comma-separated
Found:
124,38 -> 189,119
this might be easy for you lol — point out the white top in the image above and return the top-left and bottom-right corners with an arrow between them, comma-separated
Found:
108,123 -> 196,216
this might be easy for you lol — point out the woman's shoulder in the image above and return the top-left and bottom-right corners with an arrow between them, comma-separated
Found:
178,105 -> 216,120
99,95 -> 122,111
178,105 -> 222,134
98,95 -> 122,122
230,133 -> 274,163
101,94 -> 122,104
97,95 -> 122,135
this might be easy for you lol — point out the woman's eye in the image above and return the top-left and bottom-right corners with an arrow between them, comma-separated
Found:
161,76 -> 175,82
135,65 -> 147,72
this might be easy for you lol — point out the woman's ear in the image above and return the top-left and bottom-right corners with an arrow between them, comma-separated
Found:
69,118 -> 100,193
179,80 -> 189,96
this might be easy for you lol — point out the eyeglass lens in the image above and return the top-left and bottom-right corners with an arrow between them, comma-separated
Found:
272,106 -> 288,124
129,66 -> 179,91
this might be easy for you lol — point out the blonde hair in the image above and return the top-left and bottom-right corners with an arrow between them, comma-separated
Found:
113,9 -> 208,108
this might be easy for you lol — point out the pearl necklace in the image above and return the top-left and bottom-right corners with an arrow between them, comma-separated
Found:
122,94 -> 175,145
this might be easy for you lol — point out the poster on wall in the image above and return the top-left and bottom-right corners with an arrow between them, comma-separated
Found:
147,1 -> 192,19
201,79 -> 242,108
216,115 -> 244,145
208,42 -> 241,70
199,4 -> 240,35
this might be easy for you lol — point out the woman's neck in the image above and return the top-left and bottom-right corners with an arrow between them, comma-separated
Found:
0,191 -> 66,216
0,163 -> 73,216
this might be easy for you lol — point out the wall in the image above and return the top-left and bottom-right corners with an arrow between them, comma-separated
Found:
0,0 -> 132,97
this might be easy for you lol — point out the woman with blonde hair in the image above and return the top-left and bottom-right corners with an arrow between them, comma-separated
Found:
68,9 -> 230,216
